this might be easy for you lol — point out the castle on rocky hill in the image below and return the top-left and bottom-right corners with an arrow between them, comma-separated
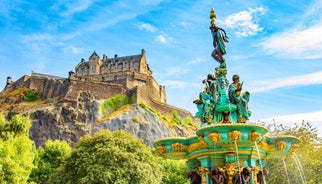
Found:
2,49 -> 191,119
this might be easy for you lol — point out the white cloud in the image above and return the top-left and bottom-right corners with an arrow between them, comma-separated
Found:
164,56 -> 205,76
138,23 -> 157,32
258,110 -> 322,136
163,80 -> 187,88
52,0 -> 95,16
21,33 -> 55,54
220,7 -> 266,37
250,71 -> 322,93
259,23 -> 322,59
64,45 -> 83,54
155,34 -> 173,44
166,66 -> 190,76
187,56 -> 206,65
259,110 -> 322,123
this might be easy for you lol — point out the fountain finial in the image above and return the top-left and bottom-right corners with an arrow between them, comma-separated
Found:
210,8 -> 217,26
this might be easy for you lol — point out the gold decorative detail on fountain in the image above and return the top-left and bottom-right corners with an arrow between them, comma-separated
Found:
208,132 -> 221,143
251,167 -> 261,184
289,144 -> 299,153
171,142 -> 186,152
237,114 -> 247,123
188,136 -> 209,152
228,130 -> 242,141
223,164 -> 238,184
275,141 -> 286,150
155,145 -> 167,156
210,8 -> 216,26
197,167 -> 209,184
249,131 -> 261,142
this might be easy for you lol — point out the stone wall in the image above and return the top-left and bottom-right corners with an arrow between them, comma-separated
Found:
135,85 -> 193,119
66,80 -> 127,100
29,77 -> 69,99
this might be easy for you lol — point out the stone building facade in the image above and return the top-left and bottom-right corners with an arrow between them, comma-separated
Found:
71,49 -> 166,103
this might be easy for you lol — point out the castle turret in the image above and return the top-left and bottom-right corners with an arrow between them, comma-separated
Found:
139,49 -> 151,76
68,71 -> 75,80
5,76 -> 13,88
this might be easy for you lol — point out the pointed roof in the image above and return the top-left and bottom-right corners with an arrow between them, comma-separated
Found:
89,51 -> 99,60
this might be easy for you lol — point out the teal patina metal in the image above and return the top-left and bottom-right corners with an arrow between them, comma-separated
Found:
153,7 -> 300,184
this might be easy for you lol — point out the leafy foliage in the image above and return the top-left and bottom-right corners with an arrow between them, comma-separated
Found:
172,110 -> 181,125
29,140 -> 71,183
49,130 -> 162,184
99,95 -> 131,115
183,116 -> 193,125
0,114 -> 36,183
263,121 -> 322,184
25,90 -> 38,102
161,159 -> 190,184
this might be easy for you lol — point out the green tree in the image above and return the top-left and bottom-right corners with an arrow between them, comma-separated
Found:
161,159 -> 189,184
264,121 -> 322,184
29,140 -> 71,183
0,114 -> 36,183
50,130 -> 162,184
25,90 -> 38,101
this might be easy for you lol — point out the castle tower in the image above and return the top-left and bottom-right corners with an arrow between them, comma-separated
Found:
88,51 -> 102,75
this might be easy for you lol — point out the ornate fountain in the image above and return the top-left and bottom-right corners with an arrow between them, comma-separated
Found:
153,8 -> 299,184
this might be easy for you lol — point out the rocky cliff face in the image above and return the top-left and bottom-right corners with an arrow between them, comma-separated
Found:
0,89 -> 197,147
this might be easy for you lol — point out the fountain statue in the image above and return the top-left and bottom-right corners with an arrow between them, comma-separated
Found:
153,7 -> 299,184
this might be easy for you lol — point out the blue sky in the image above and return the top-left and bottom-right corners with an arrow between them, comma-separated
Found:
1,0 -> 322,135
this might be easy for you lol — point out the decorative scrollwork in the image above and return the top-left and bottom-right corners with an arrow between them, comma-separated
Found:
155,145 -> 167,156
249,131 -> 260,142
228,130 -> 242,141
275,141 -> 286,150
208,132 -> 221,143
171,142 -> 186,152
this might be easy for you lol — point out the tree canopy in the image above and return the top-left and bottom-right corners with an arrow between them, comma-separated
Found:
29,139 -> 71,183
0,114 -> 36,183
161,159 -> 189,184
264,121 -> 322,184
50,130 -> 162,184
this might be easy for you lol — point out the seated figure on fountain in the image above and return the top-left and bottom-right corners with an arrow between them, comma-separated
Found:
257,169 -> 269,184
210,166 -> 227,184
187,170 -> 201,184
228,75 -> 251,123
193,74 -> 217,124
233,167 -> 251,184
